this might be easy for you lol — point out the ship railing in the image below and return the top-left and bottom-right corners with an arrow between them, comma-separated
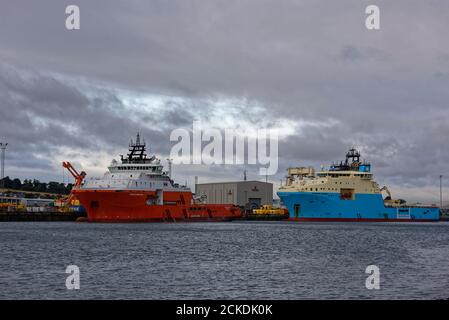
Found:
407,204 -> 438,208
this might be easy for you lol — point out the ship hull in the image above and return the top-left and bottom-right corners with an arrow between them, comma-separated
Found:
72,189 -> 242,222
288,217 -> 437,222
277,191 -> 440,222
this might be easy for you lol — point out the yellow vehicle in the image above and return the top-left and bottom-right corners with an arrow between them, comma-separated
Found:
0,201 -> 26,212
55,197 -> 81,212
252,205 -> 288,216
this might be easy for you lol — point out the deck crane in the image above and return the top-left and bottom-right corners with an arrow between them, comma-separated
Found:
380,186 -> 392,200
60,162 -> 86,212
62,161 -> 86,188
380,185 -> 406,207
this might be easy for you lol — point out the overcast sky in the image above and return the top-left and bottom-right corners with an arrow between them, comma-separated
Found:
1,0 -> 448,203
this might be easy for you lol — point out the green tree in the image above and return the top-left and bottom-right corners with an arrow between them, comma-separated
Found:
12,178 -> 22,190
22,179 -> 33,191
0,176 -> 13,189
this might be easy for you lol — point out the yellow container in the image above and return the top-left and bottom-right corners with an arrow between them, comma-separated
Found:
252,205 -> 286,216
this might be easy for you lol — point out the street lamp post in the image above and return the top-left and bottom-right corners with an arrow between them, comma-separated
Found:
0,142 -> 7,189
440,175 -> 443,209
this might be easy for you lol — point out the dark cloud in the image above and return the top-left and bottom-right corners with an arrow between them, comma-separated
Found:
1,0 -> 448,202
339,45 -> 364,62
0,63 -> 177,180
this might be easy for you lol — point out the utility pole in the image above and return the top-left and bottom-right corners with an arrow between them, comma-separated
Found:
0,142 -> 7,189
440,175 -> 443,209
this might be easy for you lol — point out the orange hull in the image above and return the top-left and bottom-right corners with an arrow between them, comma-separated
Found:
72,189 -> 242,222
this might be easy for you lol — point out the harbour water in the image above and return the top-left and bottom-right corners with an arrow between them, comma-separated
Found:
1,221 -> 448,299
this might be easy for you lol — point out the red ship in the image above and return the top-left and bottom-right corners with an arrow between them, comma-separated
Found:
63,134 -> 241,222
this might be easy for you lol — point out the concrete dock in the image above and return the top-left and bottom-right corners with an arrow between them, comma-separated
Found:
0,211 -> 86,222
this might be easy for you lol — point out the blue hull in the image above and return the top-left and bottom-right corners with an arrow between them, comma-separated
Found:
277,192 -> 439,221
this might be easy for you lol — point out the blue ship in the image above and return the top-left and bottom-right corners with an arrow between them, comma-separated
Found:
277,148 -> 440,222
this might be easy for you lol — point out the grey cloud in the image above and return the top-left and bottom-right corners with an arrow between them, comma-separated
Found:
337,45 -> 389,63
1,0 -> 449,202
339,45 -> 364,62
0,63 -> 182,176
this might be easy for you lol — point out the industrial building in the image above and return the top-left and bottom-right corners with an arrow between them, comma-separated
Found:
195,181 -> 273,209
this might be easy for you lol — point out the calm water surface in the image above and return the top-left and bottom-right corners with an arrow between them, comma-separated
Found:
0,221 -> 448,299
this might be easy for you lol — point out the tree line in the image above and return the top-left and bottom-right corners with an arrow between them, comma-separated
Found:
0,176 -> 73,195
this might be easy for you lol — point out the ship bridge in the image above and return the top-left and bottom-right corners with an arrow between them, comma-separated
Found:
108,133 -> 165,175
280,148 -> 379,195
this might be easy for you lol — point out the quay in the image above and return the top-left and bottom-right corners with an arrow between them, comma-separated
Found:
0,211 -> 86,222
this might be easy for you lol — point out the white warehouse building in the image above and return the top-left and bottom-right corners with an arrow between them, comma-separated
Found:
195,181 -> 273,209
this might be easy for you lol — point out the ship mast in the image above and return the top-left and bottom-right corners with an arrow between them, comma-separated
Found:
330,148 -> 368,172
121,132 -> 152,164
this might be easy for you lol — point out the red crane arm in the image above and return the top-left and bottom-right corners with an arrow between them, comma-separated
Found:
62,161 -> 86,188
